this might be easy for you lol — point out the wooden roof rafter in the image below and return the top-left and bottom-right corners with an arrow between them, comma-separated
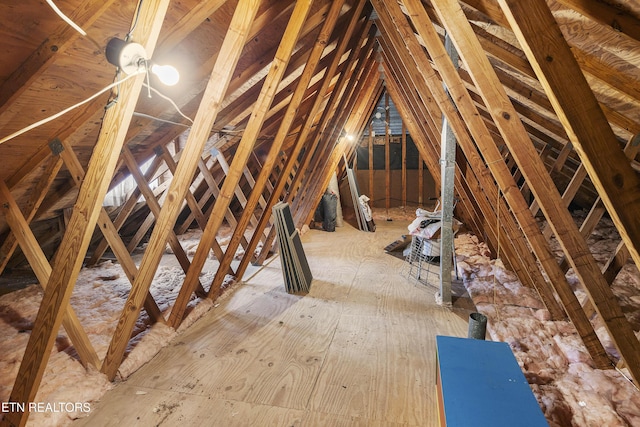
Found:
429,0 -> 640,384
2,0 -> 172,424
386,0 -> 621,372
186,0 -> 353,321
99,0 -> 266,382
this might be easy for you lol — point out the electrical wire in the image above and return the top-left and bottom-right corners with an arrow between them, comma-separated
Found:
132,112 -> 191,128
45,0 -> 87,36
142,83 -> 194,124
0,72 -> 140,146
125,0 -> 144,41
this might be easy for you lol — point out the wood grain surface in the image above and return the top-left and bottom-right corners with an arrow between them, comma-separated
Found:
75,220 -> 469,426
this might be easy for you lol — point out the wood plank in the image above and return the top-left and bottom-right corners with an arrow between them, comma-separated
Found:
369,123 -> 374,204
402,120 -> 407,208
0,0 -> 116,118
75,384 -> 306,427
418,157 -> 424,205
3,0 -> 171,422
555,0 -> 640,43
385,93 -> 391,217
76,219 -> 467,427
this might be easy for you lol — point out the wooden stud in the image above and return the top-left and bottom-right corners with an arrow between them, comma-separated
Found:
402,120 -> 407,209
385,92 -> 391,217
368,122 -> 374,204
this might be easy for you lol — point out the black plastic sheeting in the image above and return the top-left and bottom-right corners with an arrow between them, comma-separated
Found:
355,135 -> 423,170
314,191 -> 338,232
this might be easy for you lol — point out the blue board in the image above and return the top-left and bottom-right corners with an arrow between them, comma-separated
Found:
436,335 -> 548,426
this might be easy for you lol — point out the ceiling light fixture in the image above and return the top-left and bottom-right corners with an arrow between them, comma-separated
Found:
105,38 -> 179,86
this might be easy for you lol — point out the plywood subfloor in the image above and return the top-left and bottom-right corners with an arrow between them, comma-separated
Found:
74,220 -> 470,426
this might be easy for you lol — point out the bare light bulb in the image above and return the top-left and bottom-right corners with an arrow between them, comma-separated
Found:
151,64 -> 180,86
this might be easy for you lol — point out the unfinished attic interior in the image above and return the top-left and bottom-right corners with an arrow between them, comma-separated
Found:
1,0 -> 640,425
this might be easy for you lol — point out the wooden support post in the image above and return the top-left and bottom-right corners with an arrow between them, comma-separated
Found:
385,92 -> 391,218
3,0 -> 171,422
368,122 -> 374,205
418,158 -> 424,206
431,0 -> 640,380
401,120 -> 407,209
0,181 -> 100,369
